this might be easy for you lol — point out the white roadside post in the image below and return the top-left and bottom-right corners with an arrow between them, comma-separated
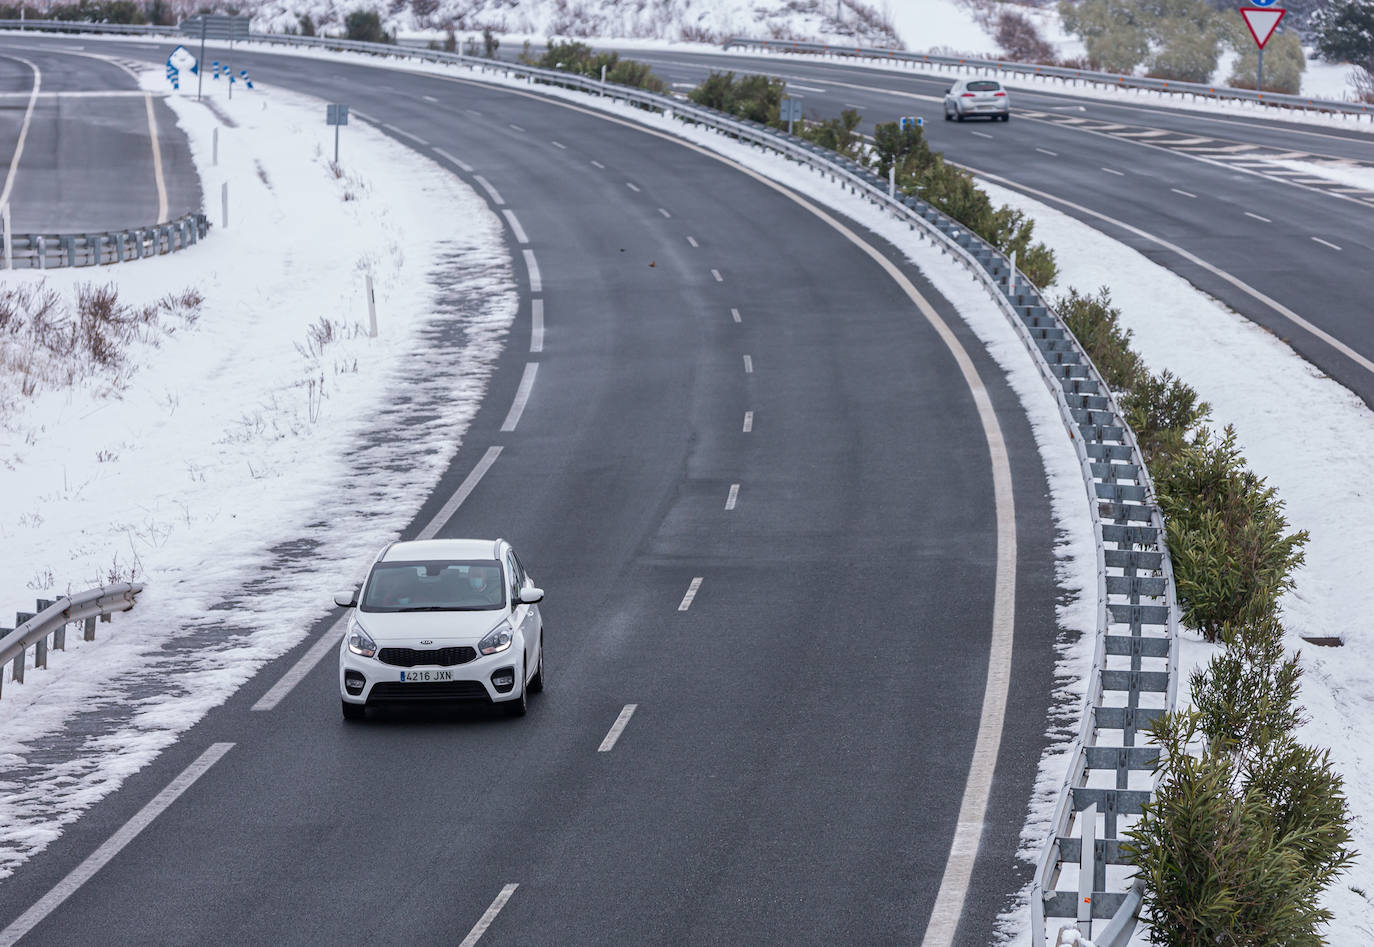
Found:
600,63 -> 607,96
221,181 -> 228,228
366,274 -> 377,337
1,203 -> 10,270
212,126 -> 218,166
889,165 -> 895,199
1009,249 -> 1017,297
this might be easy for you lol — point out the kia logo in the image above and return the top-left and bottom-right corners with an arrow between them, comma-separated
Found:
419,639 -> 433,645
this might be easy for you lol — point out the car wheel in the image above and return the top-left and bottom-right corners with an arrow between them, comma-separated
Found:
955,109 -> 966,122
943,106 -> 953,121
1001,113 -> 1011,122
504,675 -> 528,718
528,632 -> 545,694
341,700 -> 365,721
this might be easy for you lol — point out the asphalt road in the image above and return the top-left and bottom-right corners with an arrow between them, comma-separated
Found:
0,45 -> 198,231
0,42 -> 1060,947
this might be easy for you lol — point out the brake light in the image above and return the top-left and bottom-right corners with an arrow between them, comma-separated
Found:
961,92 -> 974,97
994,91 -> 1006,97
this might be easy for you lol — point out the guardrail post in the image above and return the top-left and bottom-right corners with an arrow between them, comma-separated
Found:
1078,802 -> 1097,936
35,234 -> 45,269
11,647 -> 23,684
2,203 -> 10,270
34,633 -> 46,669
83,616 -> 95,641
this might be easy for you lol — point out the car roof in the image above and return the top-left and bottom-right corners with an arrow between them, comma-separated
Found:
381,538 -> 502,562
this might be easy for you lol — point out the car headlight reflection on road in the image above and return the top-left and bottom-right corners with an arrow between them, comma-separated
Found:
479,621 -> 513,656
347,616 -> 378,658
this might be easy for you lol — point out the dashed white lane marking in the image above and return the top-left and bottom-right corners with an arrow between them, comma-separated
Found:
971,131 -> 992,139
383,122 -> 429,146
657,207 -> 671,218
432,147 -> 474,173
742,411 -> 753,432
626,181 -> 641,192
459,884 -> 519,947
474,175 -> 505,205
725,484 -> 739,510
531,299 -> 544,354
551,140 -> 566,149
590,159 -> 605,168
1035,147 -> 1058,157
1245,211 -> 1271,222
678,577 -> 703,611
711,268 -> 723,282
523,249 -> 542,293
143,93 -> 168,224
0,742 -> 235,947
789,83 -> 827,92
508,123 -> 525,132
1170,188 -> 1196,198
422,94 -> 438,102
1102,167 -> 1124,176
0,55 -> 39,211
1312,236 -> 1343,251
686,235 -> 699,247
731,308 -> 742,323
417,446 -> 503,541
501,362 -> 539,432
743,355 -> 753,374
844,102 -> 864,109
502,209 -> 529,244
597,704 -> 638,752
464,108 -> 482,117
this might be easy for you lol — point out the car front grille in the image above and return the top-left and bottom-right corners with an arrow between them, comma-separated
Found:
378,646 -> 477,668
368,681 -> 490,702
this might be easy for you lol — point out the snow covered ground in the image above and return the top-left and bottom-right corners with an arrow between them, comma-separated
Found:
0,69 -> 515,877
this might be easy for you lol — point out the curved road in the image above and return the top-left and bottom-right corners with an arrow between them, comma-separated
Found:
0,40 -> 1059,946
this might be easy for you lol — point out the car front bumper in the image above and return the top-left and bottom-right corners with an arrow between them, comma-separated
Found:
338,637 -> 525,707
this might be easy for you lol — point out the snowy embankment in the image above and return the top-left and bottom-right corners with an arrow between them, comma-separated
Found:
0,71 -> 515,877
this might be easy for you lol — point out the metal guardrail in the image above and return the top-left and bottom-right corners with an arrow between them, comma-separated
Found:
722,36 -> 1374,121
3,213 -> 209,270
0,24 -> 1178,941
0,584 -> 144,697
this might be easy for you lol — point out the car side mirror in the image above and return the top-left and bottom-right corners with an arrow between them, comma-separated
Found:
333,589 -> 358,608
519,587 -> 544,605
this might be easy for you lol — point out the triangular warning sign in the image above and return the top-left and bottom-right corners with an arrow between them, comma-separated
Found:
1240,7 -> 1286,50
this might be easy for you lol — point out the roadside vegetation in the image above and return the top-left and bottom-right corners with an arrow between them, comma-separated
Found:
521,40 -> 667,93
684,65 -> 1354,943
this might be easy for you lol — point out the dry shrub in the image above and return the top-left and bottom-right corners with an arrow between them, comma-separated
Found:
1352,66 -> 1374,104
995,9 -> 1055,62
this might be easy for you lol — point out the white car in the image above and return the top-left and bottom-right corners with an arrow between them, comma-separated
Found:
335,538 -> 544,720
944,78 -> 1011,121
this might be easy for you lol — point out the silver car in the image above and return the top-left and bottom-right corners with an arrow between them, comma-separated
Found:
944,78 -> 1011,122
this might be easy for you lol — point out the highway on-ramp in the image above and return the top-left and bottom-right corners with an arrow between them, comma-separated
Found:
0,40 -> 1060,946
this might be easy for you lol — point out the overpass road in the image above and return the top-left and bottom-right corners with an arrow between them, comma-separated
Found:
0,40 -> 1059,946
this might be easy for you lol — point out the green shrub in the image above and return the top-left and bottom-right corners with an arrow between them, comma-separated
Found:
687,71 -> 785,125
1229,31 -> 1306,93
1054,287 -> 1145,392
1121,369 -> 1210,466
1191,619 -> 1302,753
1148,19 -> 1222,82
344,8 -> 391,44
537,41 -> 665,93
1153,425 -> 1308,642
799,108 -> 864,160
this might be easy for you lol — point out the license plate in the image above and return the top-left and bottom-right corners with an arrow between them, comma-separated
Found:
399,669 -> 455,682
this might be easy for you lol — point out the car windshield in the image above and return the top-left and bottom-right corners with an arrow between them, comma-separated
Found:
360,560 -> 505,612
967,81 -> 1001,92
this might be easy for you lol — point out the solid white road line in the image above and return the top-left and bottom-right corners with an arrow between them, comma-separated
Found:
590,159 -> 605,168
598,704 -> 638,752
350,108 -> 378,124
501,363 -> 539,432
251,616 -> 348,711
731,308 -> 742,323
725,484 -> 739,510
971,131 -> 992,139
0,742 -> 234,947
965,163 -> 1374,379
686,236 -> 698,247
508,123 -> 525,132
677,577 -> 703,612
422,94 -> 438,102
143,93 -> 168,224
417,446 -> 503,541
464,108 -> 482,117
657,207 -> 671,218
502,209 -> 529,244
459,884 -> 519,947
626,181 -> 641,192
432,147 -> 474,173
474,174 -> 505,205
711,268 -> 723,282
742,411 -> 753,432
1312,236 -> 1343,251
1035,147 -> 1058,157
844,102 -> 864,109
551,140 -> 566,149
743,355 -> 753,374
1170,188 -> 1196,198
523,249 -> 542,293
1102,167 -> 1125,175
531,299 -> 544,353
0,55 -> 39,211
382,122 -> 429,146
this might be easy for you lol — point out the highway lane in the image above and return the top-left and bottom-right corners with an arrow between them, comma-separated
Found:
0,46 -> 197,231
0,45 -> 1060,945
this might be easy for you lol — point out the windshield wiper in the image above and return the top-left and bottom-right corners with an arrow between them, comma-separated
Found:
394,605 -> 459,612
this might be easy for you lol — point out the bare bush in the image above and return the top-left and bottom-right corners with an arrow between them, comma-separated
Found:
679,23 -> 717,43
1352,66 -> 1374,103
996,9 -> 1055,62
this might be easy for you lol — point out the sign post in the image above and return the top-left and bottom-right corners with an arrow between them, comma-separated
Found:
326,104 -> 349,163
180,15 -> 250,100
1239,3 -> 1286,92
780,96 -> 802,135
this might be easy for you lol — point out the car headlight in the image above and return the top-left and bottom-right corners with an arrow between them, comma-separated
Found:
478,621 -> 513,656
347,616 -> 378,658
